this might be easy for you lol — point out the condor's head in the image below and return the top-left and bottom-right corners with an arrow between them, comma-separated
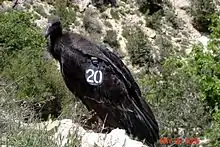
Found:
45,19 -> 62,61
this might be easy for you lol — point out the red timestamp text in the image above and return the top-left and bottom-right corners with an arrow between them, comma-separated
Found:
159,137 -> 200,145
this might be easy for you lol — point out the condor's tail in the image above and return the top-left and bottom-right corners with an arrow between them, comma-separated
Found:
121,96 -> 159,147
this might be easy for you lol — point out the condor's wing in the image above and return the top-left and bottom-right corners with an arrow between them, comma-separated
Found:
98,45 -> 142,95
98,46 -> 158,119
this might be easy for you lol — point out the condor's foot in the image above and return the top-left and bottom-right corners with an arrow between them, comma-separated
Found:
83,113 -> 114,133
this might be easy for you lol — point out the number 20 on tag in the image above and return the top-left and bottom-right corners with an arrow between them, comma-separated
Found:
85,69 -> 103,85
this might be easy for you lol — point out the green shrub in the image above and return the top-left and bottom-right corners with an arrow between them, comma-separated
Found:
1,120 -> 80,147
110,9 -> 120,20
188,45 -> 220,109
0,10 -> 74,120
190,0 -> 216,33
210,14 -> 220,38
33,5 -> 49,18
83,8 -> 103,34
50,0 -> 76,29
138,56 -> 211,139
136,0 -> 162,15
122,26 -> 154,67
206,110 -> 220,146
103,30 -> 119,49
0,0 -> 4,4
137,15 -> 220,144
154,35 -> 174,61
164,9 -> 184,29
145,10 -> 163,31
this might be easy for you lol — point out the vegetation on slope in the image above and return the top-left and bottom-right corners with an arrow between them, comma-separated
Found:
190,0 -> 216,33
133,14 -> 220,145
0,10 -> 76,120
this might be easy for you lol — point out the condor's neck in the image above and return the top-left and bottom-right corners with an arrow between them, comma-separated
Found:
48,34 -> 62,61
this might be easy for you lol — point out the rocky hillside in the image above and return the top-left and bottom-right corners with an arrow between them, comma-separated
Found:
1,0 -> 212,69
0,0 -> 220,146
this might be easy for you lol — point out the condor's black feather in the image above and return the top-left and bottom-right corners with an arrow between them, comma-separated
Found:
45,19 -> 159,146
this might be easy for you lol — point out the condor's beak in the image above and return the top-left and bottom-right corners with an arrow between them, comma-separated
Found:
45,31 -> 49,38
44,23 -> 52,38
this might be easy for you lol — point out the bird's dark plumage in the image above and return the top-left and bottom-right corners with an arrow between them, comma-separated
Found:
45,20 -> 159,146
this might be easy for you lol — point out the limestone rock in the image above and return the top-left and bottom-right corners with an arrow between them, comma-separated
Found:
2,1 -> 13,10
71,0 -> 91,12
81,128 -> 148,147
170,0 -> 191,9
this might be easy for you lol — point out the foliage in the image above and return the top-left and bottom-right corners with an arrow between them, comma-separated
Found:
154,35 -> 175,61
145,10 -> 163,31
0,11 -> 41,54
188,45 -> 220,109
122,26 -> 153,67
206,110 -> 220,146
210,14 -> 220,38
164,8 -> 184,29
1,118 -> 80,147
137,14 -> 220,145
190,0 -> 216,33
50,0 -> 76,29
138,56 -> 211,139
201,15 -> 220,145
33,5 -> 49,18
83,8 -> 103,34
0,10 -> 74,120
103,30 -> 119,49
136,0 -> 162,15
0,0 -> 4,4
110,9 -> 120,20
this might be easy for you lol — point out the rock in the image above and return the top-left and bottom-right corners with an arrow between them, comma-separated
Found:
34,17 -> 48,30
145,28 -> 156,39
71,0 -> 91,12
83,9 -> 104,34
81,128 -> 148,147
43,51 -> 53,61
53,119 -> 86,147
33,2 -> 54,16
102,8 -> 113,19
197,35 -> 209,49
2,1 -> 13,10
84,17 -> 104,34
169,0 -> 191,9
18,118 -> 148,147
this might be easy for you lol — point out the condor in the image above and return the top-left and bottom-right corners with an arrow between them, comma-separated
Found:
45,19 -> 159,146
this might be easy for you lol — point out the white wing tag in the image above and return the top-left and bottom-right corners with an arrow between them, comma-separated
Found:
85,63 -> 103,86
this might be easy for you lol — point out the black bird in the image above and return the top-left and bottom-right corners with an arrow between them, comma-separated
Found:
45,19 -> 159,146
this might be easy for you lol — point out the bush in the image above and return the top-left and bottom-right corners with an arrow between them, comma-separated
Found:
0,117 -> 80,147
103,30 -> 119,49
0,10 -> 74,120
190,0 -> 216,33
136,0 -> 162,15
206,110 -> 220,146
137,15 -> 220,145
122,26 -> 154,67
145,10 -> 163,31
50,0 -> 76,29
188,45 -> 220,109
83,8 -> 103,34
138,56 -> 211,139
